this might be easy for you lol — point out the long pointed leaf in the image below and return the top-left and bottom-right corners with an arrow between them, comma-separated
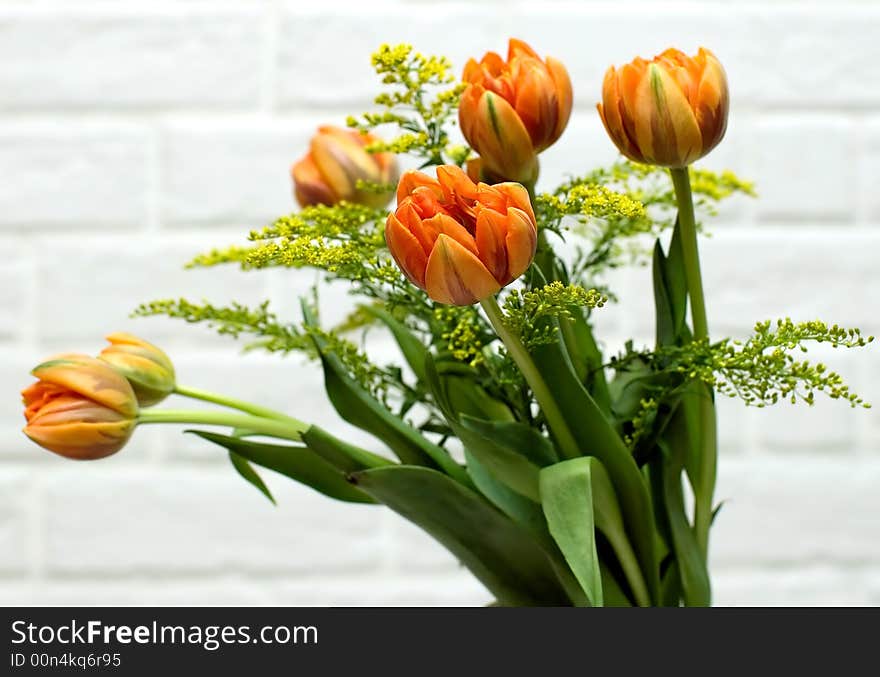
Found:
303,304 -> 470,486
539,458 -> 603,607
350,465 -> 570,606
660,408 -> 711,606
361,305 -> 428,382
300,425 -> 394,474
453,419 -> 541,501
464,451 -> 548,539
190,429 -> 378,504
228,450 -> 276,505
531,338 -> 659,604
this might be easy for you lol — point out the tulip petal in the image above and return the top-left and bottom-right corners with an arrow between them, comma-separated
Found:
475,182 -> 508,214
422,213 -> 479,256
424,234 -> 501,306
436,164 -> 478,201
31,355 -> 137,417
458,83 -> 485,145
625,61 -> 701,166
694,49 -> 729,153
597,67 -> 644,163
508,38 -> 540,62
546,56 -> 573,145
492,182 -> 536,223
479,51 -> 507,77
408,184 -> 449,220
468,90 -> 537,184
395,201 -> 438,256
385,213 -> 428,287
512,59 -> 559,151
310,130 -> 378,199
396,169 -> 444,205
648,63 -> 703,165
24,419 -> 135,461
474,208 -> 509,282
504,207 -> 538,283
104,333 -> 174,374
291,155 -> 337,207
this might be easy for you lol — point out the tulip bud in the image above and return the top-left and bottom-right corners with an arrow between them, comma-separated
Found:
291,125 -> 400,209
597,47 -> 729,167
459,38 -> 573,184
385,165 -> 537,306
98,333 -> 175,407
22,354 -> 138,460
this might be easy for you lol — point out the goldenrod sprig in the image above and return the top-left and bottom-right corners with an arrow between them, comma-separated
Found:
537,162 -> 756,286
502,282 -> 606,349
612,318 -> 873,412
347,44 -> 468,167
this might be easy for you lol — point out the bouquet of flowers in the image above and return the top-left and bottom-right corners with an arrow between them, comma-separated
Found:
21,40 -> 872,607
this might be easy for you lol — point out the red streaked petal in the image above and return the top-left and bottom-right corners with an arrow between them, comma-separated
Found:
385,213 -> 428,287
504,207 -> 538,283
424,235 -> 501,306
474,209 -> 509,282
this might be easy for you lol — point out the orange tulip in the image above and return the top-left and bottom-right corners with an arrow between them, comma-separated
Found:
460,38 -> 573,184
291,125 -> 399,209
385,165 -> 537,305
597,47 -> 728,167
22,354 -> 138,460
99,333 -> 175,407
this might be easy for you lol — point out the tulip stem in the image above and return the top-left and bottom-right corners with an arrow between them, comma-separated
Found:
670,166 -> 716,563
173,384 -> 303,425
669,167 -> 708,341
481,295 -> 581,460
137,409 -> 309,442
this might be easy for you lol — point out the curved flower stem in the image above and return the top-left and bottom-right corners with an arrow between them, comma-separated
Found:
138,409 -> 308,442
173,384 -> 301,424
480,295 -> 580,460
670,166 -> 715,562
669,167 -> 708,341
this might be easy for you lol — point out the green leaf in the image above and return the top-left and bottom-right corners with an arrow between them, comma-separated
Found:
666,218 -> 688,339
660,559 -> 682,607
653,240 -> 676,348
350,465 -> 570,606
589,457 -> 652,606
303,303 -> 470,487
426,354 -> 554,502
300,425 -> 394,474
189,429 -> 378,504
531,338 -> 659,604
652,222 -> 688,348
460,415 -> 558,467
464,451 -> 548,539
443,376 -> 515,423
228,450 -> 276,505
561,314 -> 612,416
452,417 -> 542,502
659,409 -> 711,607
601,561 -> 634,607
539,458 -> 603,607
361,304 -> 428,382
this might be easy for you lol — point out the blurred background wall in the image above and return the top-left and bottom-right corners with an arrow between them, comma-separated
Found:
0,0 -> 878,606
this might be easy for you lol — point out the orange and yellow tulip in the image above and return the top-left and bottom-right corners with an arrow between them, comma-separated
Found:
291,125 -> 399,209
22,355 -> 138,460
597,47 -> 728,167
99,332 -> 175,407
460,38 -> 573,184
385,165 -> 537,305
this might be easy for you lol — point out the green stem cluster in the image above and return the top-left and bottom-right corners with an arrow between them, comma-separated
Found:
138,387 -> 309,441
480,296 -> 581,462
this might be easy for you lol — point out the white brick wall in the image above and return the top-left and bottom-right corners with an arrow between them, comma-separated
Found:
1,0 -> 877,606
